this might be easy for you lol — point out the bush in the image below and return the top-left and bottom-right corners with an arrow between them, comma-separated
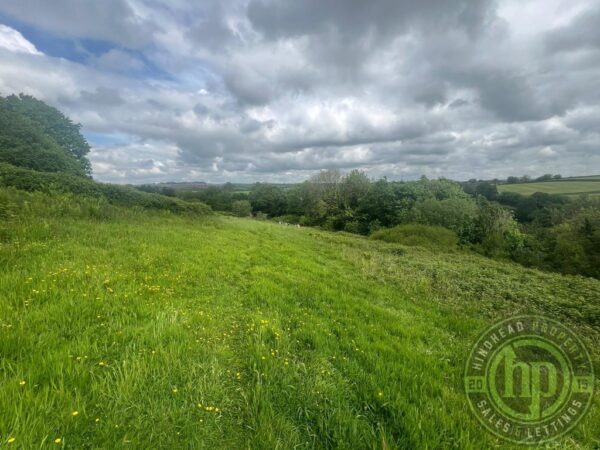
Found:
0,163 -> 212,215
370,224 -> 458,250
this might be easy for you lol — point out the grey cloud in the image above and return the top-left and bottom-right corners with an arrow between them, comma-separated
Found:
0,0 -> 155,48
80,87 -> 125,107
545,6 -> 600,53
449,99 -> 469,108
247,0 -> 496,41
0,1 -> 599,183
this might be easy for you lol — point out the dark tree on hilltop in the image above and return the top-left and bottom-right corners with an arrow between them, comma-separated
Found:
0,94 -> 92,176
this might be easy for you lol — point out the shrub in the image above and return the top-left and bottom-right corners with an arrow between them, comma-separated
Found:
370,224 -> 458,250
0,163 -> 211,215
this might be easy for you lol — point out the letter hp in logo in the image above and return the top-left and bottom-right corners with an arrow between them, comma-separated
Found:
464,315 -> 594,444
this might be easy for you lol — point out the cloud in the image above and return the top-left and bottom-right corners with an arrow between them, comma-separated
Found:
0,24 -> 42,55
0,1 -> 153,49
0,0 -> 599,183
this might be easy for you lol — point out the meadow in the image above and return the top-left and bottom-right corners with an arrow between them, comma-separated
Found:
1,188 -> 599,449
497,179 -> 600,197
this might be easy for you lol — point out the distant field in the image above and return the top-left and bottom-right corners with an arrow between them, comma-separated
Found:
497,179 -> 600,196
570,175 -> 600,181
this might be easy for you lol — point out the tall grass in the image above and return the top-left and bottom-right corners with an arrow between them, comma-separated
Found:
0,189 -> 598,449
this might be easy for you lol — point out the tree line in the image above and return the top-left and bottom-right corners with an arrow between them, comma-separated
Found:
179,171 -> 599,279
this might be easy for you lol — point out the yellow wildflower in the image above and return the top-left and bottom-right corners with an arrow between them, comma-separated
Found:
7,437 -> 16,444
54,438 -> 62,444
72,411 -> 79,416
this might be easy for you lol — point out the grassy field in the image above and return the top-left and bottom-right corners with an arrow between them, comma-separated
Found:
497,179 -> 600,197
1,189 -> 599,449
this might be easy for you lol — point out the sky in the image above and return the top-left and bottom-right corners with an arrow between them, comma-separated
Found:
0,0 -> 598,184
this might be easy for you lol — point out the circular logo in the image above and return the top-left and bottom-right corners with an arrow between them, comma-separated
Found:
464,315 -> 594,444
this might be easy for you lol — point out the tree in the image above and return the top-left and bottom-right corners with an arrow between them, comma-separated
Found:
231,200 -> 252,217
249,183 -> 287,216
535,174 -> 554,182
308,170 -> 343,211
405,197 -> 478,235
358,178 -> 399,228
468,199 -> 524,257
340,170 -> 370,209
0,95 -> 89,177
2,94 -> 92,175
462,180 -> 497,200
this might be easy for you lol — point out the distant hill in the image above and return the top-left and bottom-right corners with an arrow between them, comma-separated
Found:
0,94 -> 91,177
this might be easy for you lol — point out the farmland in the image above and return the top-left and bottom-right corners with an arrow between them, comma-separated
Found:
1,189 -> 599,449
497,178 -> 600,197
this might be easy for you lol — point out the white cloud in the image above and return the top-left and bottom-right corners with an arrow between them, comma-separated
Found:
0,24 -> 42,55
539,146 -> 557,157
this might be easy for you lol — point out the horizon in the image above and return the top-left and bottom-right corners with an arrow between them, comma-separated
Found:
120,172 -> 600,187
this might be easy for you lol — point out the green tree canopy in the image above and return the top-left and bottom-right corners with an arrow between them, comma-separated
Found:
0,94 -> 91,176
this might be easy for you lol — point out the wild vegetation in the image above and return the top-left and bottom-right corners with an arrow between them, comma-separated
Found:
178,171 -> 600,279
1,188 -> 599,449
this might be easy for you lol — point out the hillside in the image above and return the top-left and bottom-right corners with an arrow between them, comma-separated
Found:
0,163 -> 212,215
1,189 -> 598,449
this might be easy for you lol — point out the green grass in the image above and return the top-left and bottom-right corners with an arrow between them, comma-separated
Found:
1,189 -> 599,449
497,180 -> 600,196
568,175 -> 600,181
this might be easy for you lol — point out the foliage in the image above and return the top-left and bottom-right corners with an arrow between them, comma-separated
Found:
461,180 -> 498,200
177,183 -> 250,212
231,200 -> 252,217
249,183 -> 287,216
401,197 -> 478,235
513,199 -> 600,278
167,171 -> 600,279
370,224 -> 458,250
0,94 -> 91,176
0,163 -> 211,215
137,184 -> 177,197
465,198 -> 524,258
